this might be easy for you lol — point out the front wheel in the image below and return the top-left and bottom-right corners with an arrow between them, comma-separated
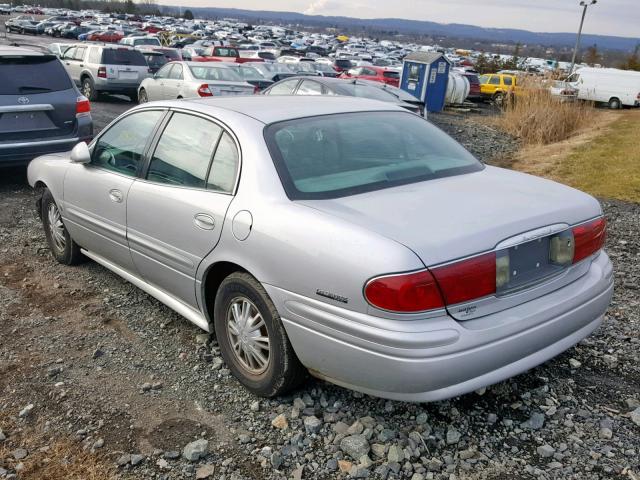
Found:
41,189 -> 84,265
138,88 -> 148,104
214,272 -> 306,397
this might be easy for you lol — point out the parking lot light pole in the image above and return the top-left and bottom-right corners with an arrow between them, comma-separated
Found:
569,0 -> 597,76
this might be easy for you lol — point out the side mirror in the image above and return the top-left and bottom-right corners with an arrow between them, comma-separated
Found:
70,141 -> 91,164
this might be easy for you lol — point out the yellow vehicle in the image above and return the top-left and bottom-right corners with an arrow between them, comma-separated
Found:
479,74 -> 519,101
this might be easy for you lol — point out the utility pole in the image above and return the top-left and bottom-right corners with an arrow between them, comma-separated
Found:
569,0 -> 597,76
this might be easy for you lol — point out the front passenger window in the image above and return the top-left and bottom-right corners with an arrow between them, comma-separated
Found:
92,110 -> 164,176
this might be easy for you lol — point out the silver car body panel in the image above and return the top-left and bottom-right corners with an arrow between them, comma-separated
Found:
27,96 -> 614,401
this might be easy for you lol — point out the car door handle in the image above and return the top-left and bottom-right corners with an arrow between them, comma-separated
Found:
79,64 -> 83,67
194,213 -> 215,230
109,189 -> 123,203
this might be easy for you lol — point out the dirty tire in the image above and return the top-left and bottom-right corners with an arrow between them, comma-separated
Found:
138,88 -> 148,104
214,272 -> 307,397
81,77 -> 98,102
41,189 -> 84,266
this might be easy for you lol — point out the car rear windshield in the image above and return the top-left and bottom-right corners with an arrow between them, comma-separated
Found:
265,112 -> 483,200
101,48 -> 146,66
189,65 -> 243,82
335,60 -> 352,67
144,53 -> 167,68
0,55 -> 72,94
383,71 -> 399,79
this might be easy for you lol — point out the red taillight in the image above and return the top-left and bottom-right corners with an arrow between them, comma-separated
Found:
365,270 -> 444,313
431,252 -> 497,305
197,84 -> 213,97
572,217 -> 606,263
76,96 -> 90,116
97,66 -> 107,78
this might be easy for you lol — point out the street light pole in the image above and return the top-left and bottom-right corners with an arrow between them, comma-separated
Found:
569,0 -> 597,76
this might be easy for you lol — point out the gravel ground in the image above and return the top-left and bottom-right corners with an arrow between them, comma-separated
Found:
0,102 -> 638,480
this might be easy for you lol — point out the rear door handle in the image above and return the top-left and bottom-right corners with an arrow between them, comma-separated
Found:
109,189 -> 123,203
194,213 -> 215,230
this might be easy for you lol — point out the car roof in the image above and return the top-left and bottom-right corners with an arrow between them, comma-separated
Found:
181,95 -> 401,124
0,45 -> 46,57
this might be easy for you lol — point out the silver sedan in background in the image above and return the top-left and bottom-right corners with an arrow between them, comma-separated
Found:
137,61 -> 255,103
27,97 -> 613,401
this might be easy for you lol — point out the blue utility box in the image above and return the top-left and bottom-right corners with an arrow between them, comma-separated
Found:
400,52 -> 451,113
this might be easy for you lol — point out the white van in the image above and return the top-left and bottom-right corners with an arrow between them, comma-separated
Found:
568,67 -> 640,109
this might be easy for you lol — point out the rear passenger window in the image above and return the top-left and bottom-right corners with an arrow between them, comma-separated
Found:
92,110 -> 163,176
207,132 -> 239,193
267,80 -> 299,95
503,76 -> 513,86
148,113 -> 222,188
297,80 -> 323,95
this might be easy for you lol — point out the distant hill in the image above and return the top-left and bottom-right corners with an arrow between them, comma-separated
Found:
169,6 -> 639,52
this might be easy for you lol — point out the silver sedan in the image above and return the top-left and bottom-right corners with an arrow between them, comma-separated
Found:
27,97 -> 613,401
137,61 -> 255,103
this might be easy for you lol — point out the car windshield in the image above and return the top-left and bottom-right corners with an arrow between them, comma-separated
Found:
189,65 -> 242,82
265,112 -> 483,200
0,55 -> 72,94
264,63 -> 293,73
315,63 -> 335,72
294,62 -> 315,72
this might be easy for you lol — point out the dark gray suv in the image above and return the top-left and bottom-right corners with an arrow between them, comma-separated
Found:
0,46 -> 93,167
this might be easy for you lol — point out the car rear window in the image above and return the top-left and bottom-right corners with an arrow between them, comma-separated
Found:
265,112 -> 483,200
101,48 -> 146,66
383,71 -> 399,79
0,55 -> 72,94
144,53 -> 167,68
335,60 -> 352,68
189,66 -> 242,82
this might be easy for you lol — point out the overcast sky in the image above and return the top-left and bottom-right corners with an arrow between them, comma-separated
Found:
166,0 -> 639,38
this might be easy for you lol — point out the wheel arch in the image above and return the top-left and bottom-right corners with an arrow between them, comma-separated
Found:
201,261 -> 252,332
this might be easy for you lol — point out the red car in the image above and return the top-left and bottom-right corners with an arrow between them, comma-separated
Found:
87,30 -> 124,43
340,66 -> 400,87
191,46 -> 263,64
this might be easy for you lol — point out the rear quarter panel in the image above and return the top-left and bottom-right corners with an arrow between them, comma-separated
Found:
27,154 -> 71,206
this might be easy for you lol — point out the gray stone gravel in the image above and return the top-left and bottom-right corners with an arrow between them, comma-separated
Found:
0,103 -> 638,480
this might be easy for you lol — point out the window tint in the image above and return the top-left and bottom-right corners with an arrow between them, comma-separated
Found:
383,70 -> 399,79
265,112 -> 482,200
0,55 -> 72,94
489,76 -> 500,85
168,63 -> 183,80
92,110 -> 163,176
148,113 -> 222,188
266,79 -> 299,95
297,80 -> 323,95
189,66 -> 242,82
207,132 -> 239,193
101,48 -> 146,66
503,76 -> 513,86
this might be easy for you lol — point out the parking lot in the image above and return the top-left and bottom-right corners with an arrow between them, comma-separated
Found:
1,20 -> 640,480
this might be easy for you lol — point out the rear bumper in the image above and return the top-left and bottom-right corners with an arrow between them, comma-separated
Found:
0,119 -> 92,167
95,80 -> 143,92
267,252 -> 613,402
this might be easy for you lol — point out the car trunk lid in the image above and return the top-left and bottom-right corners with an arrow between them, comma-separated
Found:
300,166 -> 602,317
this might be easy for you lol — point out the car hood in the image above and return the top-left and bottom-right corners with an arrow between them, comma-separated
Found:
298,166 -> 602,266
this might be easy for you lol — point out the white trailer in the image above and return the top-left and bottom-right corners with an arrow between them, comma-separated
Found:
568,67 -> 640,109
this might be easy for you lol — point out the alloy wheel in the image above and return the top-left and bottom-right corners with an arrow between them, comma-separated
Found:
47,203 -> 66,252
226,296 -> 271,375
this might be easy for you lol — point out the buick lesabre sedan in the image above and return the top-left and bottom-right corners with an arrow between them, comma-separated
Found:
28,97 -> 613,401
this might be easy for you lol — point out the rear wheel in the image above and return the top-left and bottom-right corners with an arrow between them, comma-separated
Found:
214,272 -> 306,397
608,97 -> 622,109
41,189 -> 84,266
81,77 -> 98,101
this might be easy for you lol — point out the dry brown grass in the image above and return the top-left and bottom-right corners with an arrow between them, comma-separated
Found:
0,413 -> 116,480
493,78 -> 596,145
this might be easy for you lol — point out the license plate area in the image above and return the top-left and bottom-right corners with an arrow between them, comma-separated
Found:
118,71 -> 138,80
496,236 -> 566,295
0,111 -> 55,133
